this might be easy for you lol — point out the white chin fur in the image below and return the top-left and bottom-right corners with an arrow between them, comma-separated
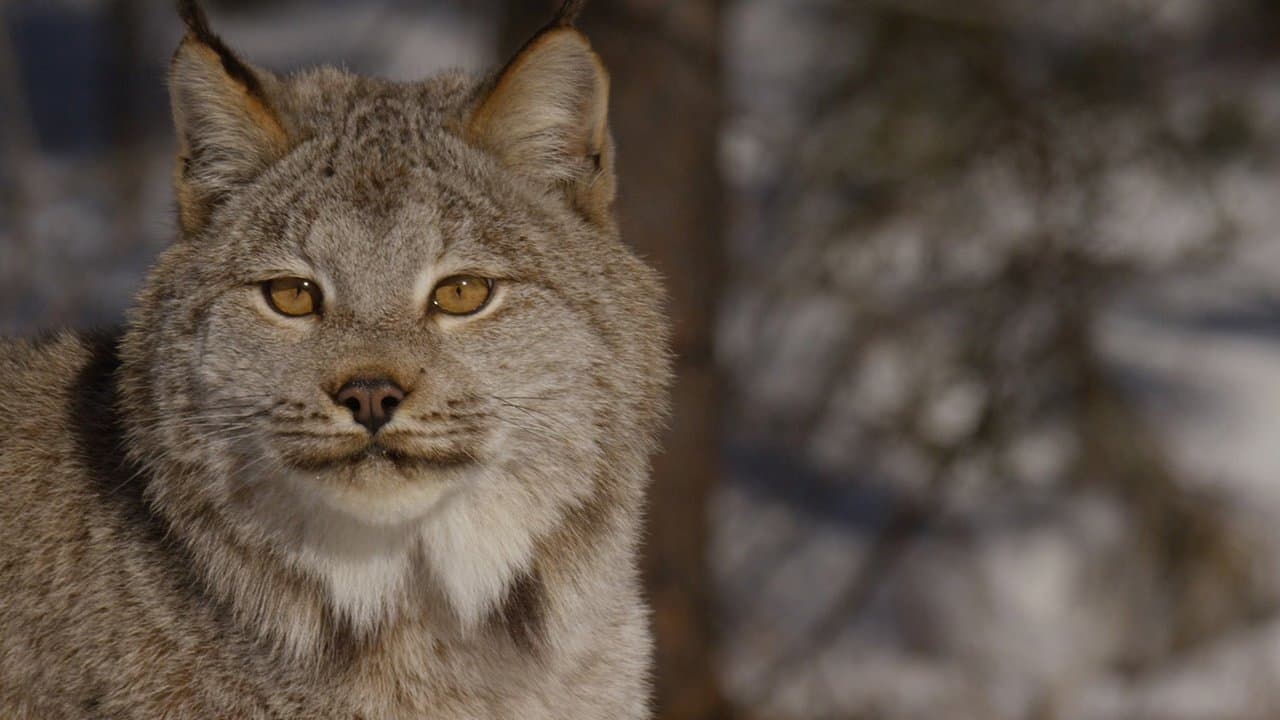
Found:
419,475 -> 544,630
303,468 -> 460,526
242,466 -> 556,636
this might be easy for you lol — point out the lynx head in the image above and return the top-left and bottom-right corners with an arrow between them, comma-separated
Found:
119,0 -> 669,646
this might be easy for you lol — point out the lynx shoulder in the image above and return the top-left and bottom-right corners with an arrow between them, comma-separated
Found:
0,2 -> 670,718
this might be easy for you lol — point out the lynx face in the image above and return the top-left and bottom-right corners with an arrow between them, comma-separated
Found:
120,6 -> 667,635
172,113 -> 607,526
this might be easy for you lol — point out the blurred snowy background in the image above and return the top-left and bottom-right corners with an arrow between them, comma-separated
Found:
6,1 -> 1280,718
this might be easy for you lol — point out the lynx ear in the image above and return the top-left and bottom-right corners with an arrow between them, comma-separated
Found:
466,26 -> 614,224
169,1 -> 290,235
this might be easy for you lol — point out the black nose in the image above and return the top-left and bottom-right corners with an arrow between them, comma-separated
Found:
333,379 -> 406,434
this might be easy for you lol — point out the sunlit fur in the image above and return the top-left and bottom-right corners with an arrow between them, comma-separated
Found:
0,6 -> 669,719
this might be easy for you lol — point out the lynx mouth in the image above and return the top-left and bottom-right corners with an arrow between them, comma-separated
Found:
285,443 -> 475,473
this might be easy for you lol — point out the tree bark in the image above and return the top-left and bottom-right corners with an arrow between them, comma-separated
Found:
103,0 -> 145,252
500,2 -> 729,718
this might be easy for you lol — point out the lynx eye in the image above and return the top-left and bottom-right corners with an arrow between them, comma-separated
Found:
263,277 -> 322,317
432,276 -> 494,316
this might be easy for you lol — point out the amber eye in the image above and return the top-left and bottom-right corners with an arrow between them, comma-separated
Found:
432,276 -> 494,316
263,277 -> 322,317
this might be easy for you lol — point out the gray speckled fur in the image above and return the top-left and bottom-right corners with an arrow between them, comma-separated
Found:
0,6 -> 669,718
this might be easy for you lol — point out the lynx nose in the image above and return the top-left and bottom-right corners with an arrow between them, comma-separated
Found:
333,379 -> 406,434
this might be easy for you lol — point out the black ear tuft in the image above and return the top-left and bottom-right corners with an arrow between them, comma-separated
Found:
174,0 -> 264,98
553,0 -> 589,27
176,0 -> 213,40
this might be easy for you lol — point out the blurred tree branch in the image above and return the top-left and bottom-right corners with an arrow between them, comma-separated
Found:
722,0 -> 1274,714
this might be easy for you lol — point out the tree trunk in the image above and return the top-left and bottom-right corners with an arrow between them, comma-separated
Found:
500,3 -> 729,718
103,0 -> 145,252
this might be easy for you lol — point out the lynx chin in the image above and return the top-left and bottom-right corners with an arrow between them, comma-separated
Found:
0,1 -> 671,717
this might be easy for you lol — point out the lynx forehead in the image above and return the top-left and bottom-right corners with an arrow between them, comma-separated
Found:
0,1 -> 669,717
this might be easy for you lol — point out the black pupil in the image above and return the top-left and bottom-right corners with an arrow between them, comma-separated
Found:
432,278 -> 487,313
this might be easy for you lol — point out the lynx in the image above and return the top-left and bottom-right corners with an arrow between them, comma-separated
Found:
0,1 -> 670,717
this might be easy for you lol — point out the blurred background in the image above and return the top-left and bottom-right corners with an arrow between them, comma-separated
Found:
5,0 -> 1280,718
